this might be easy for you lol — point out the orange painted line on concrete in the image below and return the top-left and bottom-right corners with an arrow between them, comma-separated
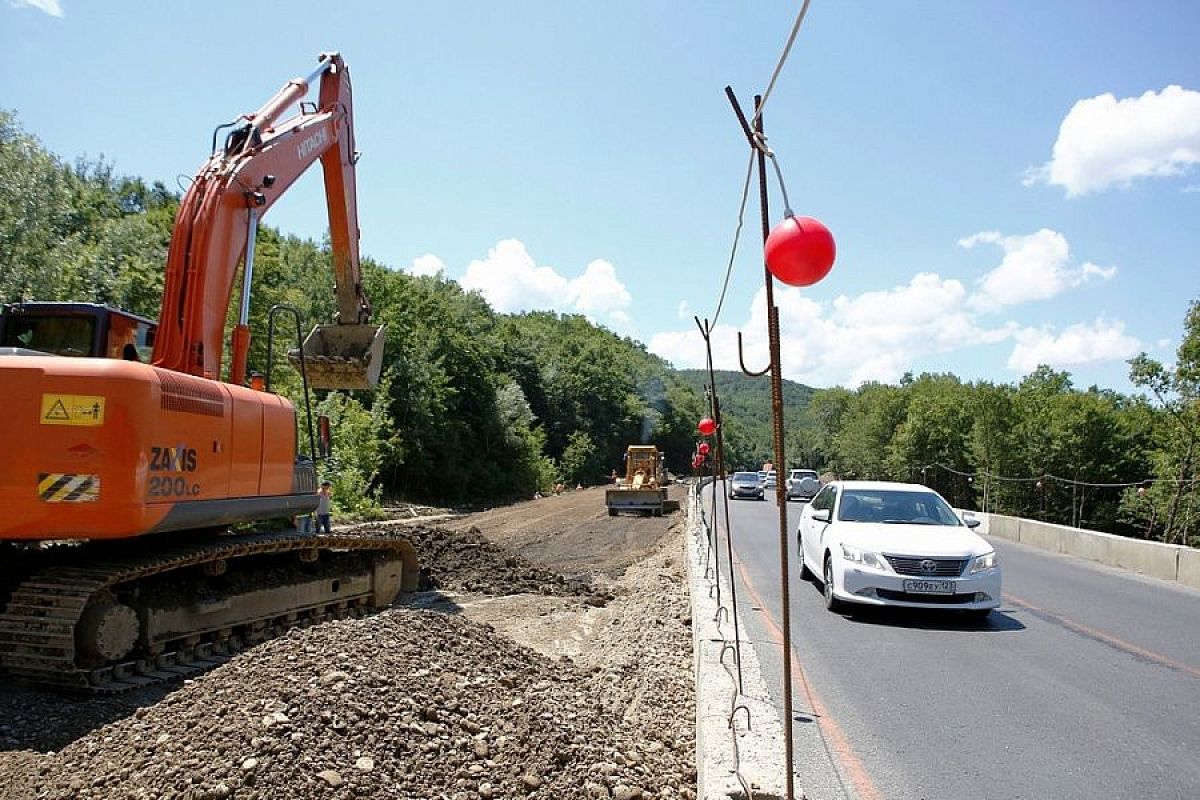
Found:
1004,593 -> 1200,680
731,551 -> 883,800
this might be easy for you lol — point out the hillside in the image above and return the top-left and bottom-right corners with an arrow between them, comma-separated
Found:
674,369 -> 815,470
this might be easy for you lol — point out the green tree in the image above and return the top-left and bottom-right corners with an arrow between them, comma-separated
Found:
831,382 -> 908,479
886,374 -> 974,504
968,382 -> 1024,514
1126,299 -> 1200,544
316,389 -> 392,516
560,430 -> 607,485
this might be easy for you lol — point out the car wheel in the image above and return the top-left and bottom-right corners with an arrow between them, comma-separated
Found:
823,555 -> 843,613
798,533 -> 813,581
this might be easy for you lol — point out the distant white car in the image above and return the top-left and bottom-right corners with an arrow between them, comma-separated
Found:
786,469 -> 821,502
797,480 -> 1000,618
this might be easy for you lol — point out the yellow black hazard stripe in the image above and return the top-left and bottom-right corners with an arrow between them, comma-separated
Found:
38,473 -> 100,503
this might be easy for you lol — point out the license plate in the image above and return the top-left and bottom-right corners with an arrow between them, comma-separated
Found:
903,579 -> 956,595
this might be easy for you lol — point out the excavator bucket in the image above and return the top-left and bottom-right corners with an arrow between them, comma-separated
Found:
289,323 -> 386,390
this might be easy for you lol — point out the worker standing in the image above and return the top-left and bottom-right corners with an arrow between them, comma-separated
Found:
316,481 -> 333,533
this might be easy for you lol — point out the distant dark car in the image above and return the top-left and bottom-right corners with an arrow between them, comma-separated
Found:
729,471 -> 764,500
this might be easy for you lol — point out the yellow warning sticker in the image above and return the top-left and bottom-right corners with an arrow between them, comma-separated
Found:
40,394 -> 106,426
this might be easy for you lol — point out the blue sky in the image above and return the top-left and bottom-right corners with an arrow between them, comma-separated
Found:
4,1 -> 1198,393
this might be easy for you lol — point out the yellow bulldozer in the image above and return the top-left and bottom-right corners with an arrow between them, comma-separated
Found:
605,445 -> 671,517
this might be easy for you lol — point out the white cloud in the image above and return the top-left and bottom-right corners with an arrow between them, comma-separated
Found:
1025,85 -> 1200,196
650,273 -> 1016,387
9,0 -> 62,16
648,328 -> 719,372
961,228 -> 1116,312
457,239 -> 633,333
406,254 -> 446,277
567,259 -> 631,322
1007,319 -> 1140,372
676,300 -> 692,320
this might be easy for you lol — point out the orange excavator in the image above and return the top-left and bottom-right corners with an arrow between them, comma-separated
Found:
0,53 -> 417,691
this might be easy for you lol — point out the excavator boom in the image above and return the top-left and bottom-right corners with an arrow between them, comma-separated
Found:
152,51 -> 382,389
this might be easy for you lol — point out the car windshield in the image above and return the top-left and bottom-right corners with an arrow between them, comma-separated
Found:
732,472 -> 757,483
836,489 -> 961,526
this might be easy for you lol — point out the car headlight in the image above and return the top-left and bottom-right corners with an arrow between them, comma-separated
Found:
969,551 -> 997,573
841,544 -> 888,571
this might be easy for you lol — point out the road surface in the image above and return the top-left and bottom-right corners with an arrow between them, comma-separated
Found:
702,481 -> 1200,800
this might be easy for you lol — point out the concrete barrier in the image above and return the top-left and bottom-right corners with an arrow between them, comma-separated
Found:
1105,534 -> 1182,582
973,511 -> 1197,589
685,484 -> 789,799
1016,519 -> 1067,554
986,514 -> 1021,542
1060,524 -> 1112,565
1178,548 -> 1200,590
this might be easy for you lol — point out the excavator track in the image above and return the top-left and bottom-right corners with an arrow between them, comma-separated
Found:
0,531 -> 418,693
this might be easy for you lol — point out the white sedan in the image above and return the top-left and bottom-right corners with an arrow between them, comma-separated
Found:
797,481 -> 1000,617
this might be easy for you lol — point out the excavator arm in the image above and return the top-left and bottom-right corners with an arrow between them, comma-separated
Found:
152,52 -> 382,389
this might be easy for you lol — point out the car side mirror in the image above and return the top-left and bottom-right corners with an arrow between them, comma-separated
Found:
963,516 -> 981,529
812,508 -> 831,523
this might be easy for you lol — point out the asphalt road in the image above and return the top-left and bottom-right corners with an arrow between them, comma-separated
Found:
701,482 -> 1200,800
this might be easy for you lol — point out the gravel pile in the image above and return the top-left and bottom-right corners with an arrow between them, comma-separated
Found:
568,553 -> 694,741
2,510 -> 696,800
9,609 -> 694,800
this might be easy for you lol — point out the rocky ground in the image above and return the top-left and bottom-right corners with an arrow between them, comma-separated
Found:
0,485 -> 695,800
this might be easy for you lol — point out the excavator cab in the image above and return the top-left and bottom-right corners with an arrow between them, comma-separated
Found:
290,322 -> 386,390
0,302 -> 156,361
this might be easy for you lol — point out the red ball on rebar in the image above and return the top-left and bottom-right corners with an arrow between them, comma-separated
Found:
697,417 -> 717,436
697,442 -> 711,455
764,215 -> 835,287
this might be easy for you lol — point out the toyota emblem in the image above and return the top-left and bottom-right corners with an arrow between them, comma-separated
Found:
919,559 -> 938,574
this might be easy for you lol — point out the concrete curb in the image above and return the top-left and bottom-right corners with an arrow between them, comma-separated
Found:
687,485 -> 788,799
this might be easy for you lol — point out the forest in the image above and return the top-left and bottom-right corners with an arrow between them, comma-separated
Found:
2,109 -> 1196,545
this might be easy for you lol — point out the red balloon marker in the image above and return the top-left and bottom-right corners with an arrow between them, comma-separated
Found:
765,215 -> 835,287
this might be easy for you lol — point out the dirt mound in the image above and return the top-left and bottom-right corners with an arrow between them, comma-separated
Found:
10,609 -> 693,800
441,486 -> 688,580
337,521 -> 601,597
398,523 -> 594,596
